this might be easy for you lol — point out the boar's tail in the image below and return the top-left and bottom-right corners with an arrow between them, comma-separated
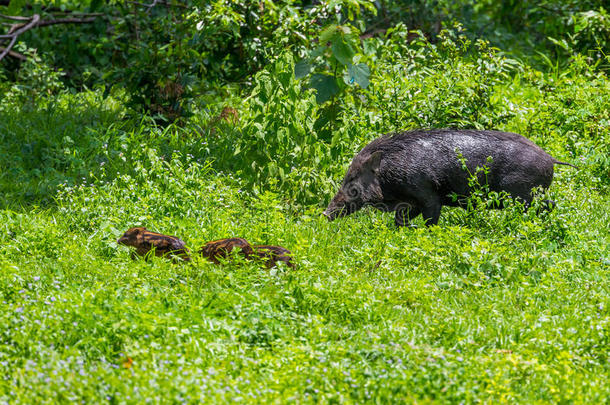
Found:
553,159 -> 579,169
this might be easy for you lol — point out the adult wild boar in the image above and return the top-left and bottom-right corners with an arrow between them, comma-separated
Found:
323,129 -> 576,227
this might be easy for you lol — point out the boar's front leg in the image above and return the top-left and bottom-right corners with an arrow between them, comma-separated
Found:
395,198 -> 442,227
421,201 -> 442,226
394,204 -> 421,227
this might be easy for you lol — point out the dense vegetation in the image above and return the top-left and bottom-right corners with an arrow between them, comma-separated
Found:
1,0 -> 609,402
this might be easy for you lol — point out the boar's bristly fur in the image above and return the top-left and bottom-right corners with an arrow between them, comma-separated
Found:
324,129 -> 576,227
253,245 -> 295,269
117,227 -> 191,261
198,238 -> 295,268
198,238 -> 254,264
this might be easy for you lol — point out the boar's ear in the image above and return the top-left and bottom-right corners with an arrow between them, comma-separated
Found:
363,151 -> 383,174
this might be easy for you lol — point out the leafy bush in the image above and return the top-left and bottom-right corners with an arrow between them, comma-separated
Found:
3,0 -> 608,123
362,23 -> 521,132
223,53 -> 335,204
0,51 -> 65,110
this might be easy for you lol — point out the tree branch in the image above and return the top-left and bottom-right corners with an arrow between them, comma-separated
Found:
0,13 -> 39,60
0,13 -> 33,21
0,13 -> 101,62
0,45 -> 26,60
127,1 -> 188,10
0,34 -> 16,60
35,16 -> 99,28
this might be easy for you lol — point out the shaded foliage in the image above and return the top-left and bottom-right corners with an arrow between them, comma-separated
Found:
2,0 -> 608,121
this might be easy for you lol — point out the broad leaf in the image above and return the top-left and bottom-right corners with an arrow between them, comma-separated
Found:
310,74 -> 339,104
345,63 -> 370,88
294,59 -> 311,79
8,0 -> 26,14
320,24 -> 339,43
331,38 -> 355,66
310,46 -> 326,59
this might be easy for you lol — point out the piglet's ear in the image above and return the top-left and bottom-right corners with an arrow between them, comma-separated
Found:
363,151 -> 383,174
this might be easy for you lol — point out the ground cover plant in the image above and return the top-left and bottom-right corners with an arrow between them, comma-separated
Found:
1,0 -> 609,403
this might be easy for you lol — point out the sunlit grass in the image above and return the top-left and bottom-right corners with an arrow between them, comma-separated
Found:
0,143 -> 608,402
0,43 -> 609,402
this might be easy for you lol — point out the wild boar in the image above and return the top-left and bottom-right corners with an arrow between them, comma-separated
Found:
253,245 -> 295,269
323,129 -> 576,226
199,238 -> 254,264
117,227 -> 191,261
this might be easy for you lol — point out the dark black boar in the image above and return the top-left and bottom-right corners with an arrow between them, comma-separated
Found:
323,129 -> 576,226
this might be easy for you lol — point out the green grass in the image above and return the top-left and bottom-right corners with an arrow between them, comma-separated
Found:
0,139 -> 608,402
1,37 -> 609,401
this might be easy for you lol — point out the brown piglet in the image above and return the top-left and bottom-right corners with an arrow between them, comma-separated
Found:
198,238 -> 254,264
117,227 -> 191,261
253,245 -> 295,269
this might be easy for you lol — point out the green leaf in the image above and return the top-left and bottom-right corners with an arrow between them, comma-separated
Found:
310,74 -> 339,104
294,59 -> 311,79
331,38 -> 355,65
548,37 -> 571,51
314,103 -> 339,139
337,25 -> 352,35
310,46 -> 326,59
574,21 -> 586,33
8,0 -> 26,14
320,24 -> 339,43
344,63 -> 370,88
89,0 -> 103,12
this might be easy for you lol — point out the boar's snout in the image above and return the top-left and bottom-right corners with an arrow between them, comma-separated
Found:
323,207 -> 343,221
324,191 -> 352,221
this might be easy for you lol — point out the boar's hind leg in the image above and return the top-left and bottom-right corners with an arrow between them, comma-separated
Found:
394,204 -> 421,227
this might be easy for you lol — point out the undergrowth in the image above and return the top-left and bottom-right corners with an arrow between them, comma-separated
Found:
0,25 -> 609,403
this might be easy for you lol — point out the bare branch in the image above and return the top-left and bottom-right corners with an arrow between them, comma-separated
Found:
0,13 -> 101,62
145,0 -> 160,14
0,13 -> 34,21
35,16 -> 98,28
147,0 -> 161,9
0,35 -> 17,60
127,0 -> 188,10
0,14 -> 39,38
0,46 -> 26,60
0,13 -> 39,60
